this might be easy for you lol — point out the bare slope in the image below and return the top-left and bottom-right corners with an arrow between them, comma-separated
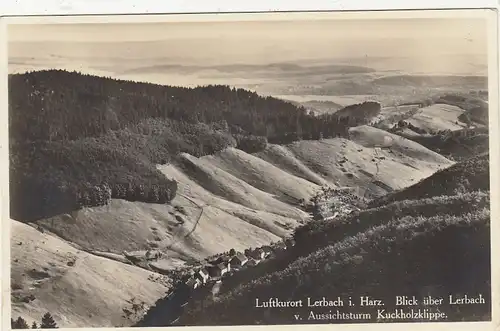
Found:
254,144 -> 331,187
406,104 -> 468,132
285,128 -> 453,198
35,149 -> 309,273
203,147 -> 322,204
35,193 -> 288,271
33,134 -> 452,271
348,125 -> 452,164
11,220 -> 169,328
176,152 -> 309,220
157,163 -> 301,238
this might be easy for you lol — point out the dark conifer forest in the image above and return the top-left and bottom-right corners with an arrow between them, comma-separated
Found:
9,70 -> 381,221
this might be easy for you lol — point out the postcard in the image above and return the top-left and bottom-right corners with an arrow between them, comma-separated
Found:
1,8 -> 498,330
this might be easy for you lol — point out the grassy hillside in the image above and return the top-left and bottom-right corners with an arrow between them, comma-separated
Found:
405,104 -> 468,132
435,94 -> 489,125
347,125 -> 452,164
396,127 -> 489,161
27,137 -> 452,277
11,69 -> 488,327
175,152 -> 308,220
369,153 -> 489,207
399,93 -> 488,126
10,220 -> 170,328
281,132 -> 452,199
202,147 -> 321,204
254,144 -> 331,186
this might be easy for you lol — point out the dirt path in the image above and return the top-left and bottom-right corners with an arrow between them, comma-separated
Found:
163,194 -> 205,251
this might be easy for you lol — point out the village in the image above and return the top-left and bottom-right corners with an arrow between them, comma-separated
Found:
134,185 -> 364,326
179,186 -> 361,291
182,239 -> 294,290
131,237 -> 298,327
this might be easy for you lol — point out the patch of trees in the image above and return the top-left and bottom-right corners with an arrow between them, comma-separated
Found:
233,134 -> 268,154
9,70 -> 375,144
333,101 -> 382,123
11,313 -> 58,329
391,119 -> 430,135
10,137 -> 178,221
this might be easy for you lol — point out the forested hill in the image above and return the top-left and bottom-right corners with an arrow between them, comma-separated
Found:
9,70 -> 382,222
9,69 -> 380,143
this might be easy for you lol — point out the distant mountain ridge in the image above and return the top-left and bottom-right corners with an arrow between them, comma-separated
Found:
118,63 -> 376,76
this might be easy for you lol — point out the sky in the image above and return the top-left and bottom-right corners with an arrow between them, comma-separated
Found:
7,16 -> 489,77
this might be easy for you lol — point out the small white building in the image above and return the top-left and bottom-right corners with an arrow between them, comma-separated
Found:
261,246 -> 272,258
195,268 -> 210,284
218,262 -> 230,276
186,277 -> 202,289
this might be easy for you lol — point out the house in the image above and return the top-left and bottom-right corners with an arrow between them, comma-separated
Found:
246,258 -> 259,267
195,268 -> 210,284
209,255 -> 230,265
218,262 -> 230,276
207,266 -> 220,278
261,246 -> 273,258
249,248 -> 266,261
208,263 -> 230,278
229,252 -> 248,268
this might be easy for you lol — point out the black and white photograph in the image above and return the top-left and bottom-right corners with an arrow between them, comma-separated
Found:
3,9 -> 498,329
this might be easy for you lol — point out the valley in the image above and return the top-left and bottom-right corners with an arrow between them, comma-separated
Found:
8,69 -> 491,328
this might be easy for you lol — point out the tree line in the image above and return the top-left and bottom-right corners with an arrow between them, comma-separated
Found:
9,70 -> 380,143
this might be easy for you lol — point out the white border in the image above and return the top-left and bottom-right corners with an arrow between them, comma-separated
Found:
1,3 -> 499,331
0,0 -> 498,16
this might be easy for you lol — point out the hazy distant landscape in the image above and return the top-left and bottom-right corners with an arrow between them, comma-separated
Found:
8,14 -> 492,328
